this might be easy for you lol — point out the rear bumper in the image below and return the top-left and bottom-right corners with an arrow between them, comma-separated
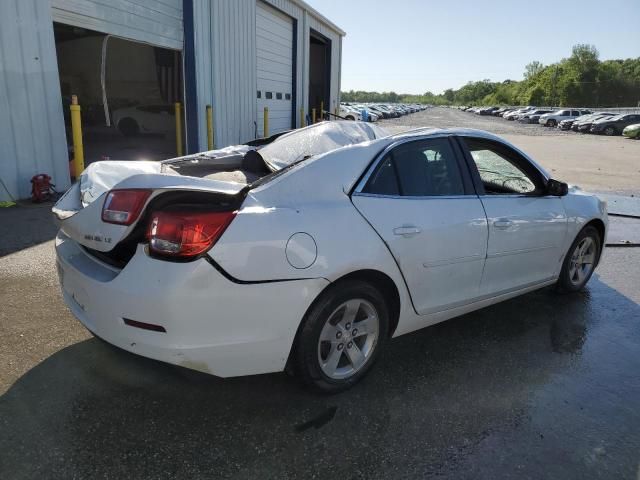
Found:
55,232 -> 328,377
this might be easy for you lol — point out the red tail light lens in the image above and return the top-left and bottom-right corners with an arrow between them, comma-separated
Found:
102,189 -> 151,225
146,211 -> 236,258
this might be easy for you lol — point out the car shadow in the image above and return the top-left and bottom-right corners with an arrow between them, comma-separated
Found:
0,203 -> 58,257
1,276 -> 640,478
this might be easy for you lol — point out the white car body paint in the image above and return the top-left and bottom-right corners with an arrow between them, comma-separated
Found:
56,233 -> 328,377
53,125 -> 608,377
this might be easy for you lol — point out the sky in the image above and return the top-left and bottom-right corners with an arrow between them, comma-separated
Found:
304,0 -> 640,94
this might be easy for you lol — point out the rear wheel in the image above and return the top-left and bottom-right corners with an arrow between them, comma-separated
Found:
345,115 -> 356,121
118,117 -> 140,137
557,225 -> 601,292
293,280 -> 389,393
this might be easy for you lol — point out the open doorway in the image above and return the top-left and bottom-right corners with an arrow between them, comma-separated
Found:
53,23 -> 183,166
308,30 -> 331,120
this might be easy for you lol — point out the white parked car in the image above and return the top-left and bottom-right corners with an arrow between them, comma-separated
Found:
53,122 -> 607,392
538,109 -> 591,127
503,107 -> 535,121
340,105 -> 378,122
112,104 -> 176,137
339,105 -> 363,121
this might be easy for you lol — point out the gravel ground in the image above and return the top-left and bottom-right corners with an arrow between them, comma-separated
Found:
380,107 -> 595,136
379,107 -> 640,196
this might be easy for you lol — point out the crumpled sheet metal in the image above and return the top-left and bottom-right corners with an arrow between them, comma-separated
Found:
79,160 -> 163,206
77,122 -> 388,206
258,121 -> 389,171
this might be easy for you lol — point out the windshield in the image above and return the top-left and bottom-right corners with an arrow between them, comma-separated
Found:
258,121 -> 389,172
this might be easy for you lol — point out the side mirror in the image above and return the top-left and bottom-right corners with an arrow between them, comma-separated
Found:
547,178 -> 569,196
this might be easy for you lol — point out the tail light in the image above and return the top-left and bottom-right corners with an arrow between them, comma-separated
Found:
102,189 -> 151,225
146,211 -> 236,258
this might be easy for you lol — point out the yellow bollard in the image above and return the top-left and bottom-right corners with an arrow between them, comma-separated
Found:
263,106 -> 269,138
70,95 -> 84,177
300,107 -> 305,128
206,105 -> 214,150
320,101 -> 324,121
174,102 -> 183,156
312,108 -> 316,124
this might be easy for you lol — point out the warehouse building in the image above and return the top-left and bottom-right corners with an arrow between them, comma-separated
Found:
0,0 -> 344,201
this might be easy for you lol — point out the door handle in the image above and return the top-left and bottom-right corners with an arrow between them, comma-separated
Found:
493,219 -> 513,229
393,225 -> 422,237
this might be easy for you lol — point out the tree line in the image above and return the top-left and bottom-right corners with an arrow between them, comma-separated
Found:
341,45 -> 640,107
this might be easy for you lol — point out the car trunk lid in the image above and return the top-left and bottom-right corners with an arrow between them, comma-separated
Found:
52,160 -> 247,255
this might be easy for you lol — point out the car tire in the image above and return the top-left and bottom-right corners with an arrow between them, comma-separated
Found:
118,117 -> 140,137
556,225 -> 601,293
604,126 -> 616,136
546,119 -> 557,127
292,279 -> 389,393
345,115 -> 355,121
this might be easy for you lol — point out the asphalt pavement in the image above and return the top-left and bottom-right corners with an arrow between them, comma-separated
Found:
1,121 -> 640,478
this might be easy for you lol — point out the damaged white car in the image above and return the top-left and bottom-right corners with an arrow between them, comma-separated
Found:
53,121 -> 607,392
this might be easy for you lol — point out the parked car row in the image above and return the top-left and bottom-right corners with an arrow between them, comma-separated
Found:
459,105 -> 640,137
339,103 -> 427,122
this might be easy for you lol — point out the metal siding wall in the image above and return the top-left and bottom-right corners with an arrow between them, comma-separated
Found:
0,0 -> 70,201
263,0 -> 304,126
264,1 -> 344,125
192,0 -> 213,151
191,0 -> 342,150
51,0 -> 184,49
210,0 -> 256,147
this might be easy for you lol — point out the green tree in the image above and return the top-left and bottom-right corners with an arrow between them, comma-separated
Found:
524,61 -> 545,80
341,45 -> 640,107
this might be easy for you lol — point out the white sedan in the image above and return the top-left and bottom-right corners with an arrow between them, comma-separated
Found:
112,104 -> 175,136
53,122 -> 607,392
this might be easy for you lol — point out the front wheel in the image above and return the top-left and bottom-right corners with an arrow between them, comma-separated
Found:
546,119 -> 557,127
557,225 -> 601,292
604,126 -> 616,136
293,280 -> 389,393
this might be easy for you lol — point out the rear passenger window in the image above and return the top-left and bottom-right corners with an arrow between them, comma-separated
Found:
363,138 -> 465,196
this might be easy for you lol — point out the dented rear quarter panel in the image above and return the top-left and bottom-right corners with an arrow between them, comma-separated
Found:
208,138 -> 419,330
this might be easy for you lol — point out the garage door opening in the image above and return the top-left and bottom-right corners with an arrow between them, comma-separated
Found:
256,2 -> 294,137
309,30 -> 331,121
53,23 -> 183,166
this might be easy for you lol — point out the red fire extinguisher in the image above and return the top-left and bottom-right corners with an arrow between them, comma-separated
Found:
30,174 -> 56,203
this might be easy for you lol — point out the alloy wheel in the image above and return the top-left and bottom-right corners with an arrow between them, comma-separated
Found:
317,299 -> 379,380
568,236 -> 596,286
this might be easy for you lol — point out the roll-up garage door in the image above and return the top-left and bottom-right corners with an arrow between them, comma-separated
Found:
256,1 -> 294,137
51,0 -> 184,50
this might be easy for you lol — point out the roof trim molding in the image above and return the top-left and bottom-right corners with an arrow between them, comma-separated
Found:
289,0 -> 346,36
